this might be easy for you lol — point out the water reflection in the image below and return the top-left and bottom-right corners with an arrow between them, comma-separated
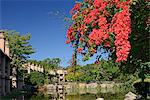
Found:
26,92 -> 125,100
26,88 -> 125,100
5,87 -> 126,100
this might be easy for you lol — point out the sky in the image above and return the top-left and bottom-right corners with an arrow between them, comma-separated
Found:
1,0 -> 108,67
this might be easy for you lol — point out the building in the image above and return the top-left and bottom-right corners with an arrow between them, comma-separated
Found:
0,30 -> 11,96
56,70 -> 67,85
23,62 -> 44,74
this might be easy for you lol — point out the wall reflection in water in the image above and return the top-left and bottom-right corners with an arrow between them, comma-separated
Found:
9,86 -> 126,100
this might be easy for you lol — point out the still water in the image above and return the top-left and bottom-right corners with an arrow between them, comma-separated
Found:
6,89 -> 126,100
25,92 -> 125,100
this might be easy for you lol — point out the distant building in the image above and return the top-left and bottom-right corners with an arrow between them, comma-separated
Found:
49,69 -> 67,84
0,30 -> 11,96
23,62 -> 44,74
56,70 -> 67,84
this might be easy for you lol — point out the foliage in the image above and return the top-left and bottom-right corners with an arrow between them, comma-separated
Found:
39,58 -> 61,84
66,60 -> 121,82
133,78 -> 150,99
42,58 -> 61,71
27,58 -> 61,85
4,30 -> 35,70
98,60 -> 120,81
65,65 -> 83,82
66,0 -> 132,62
120,0 -> 150,81
28,71 -> 44,86
29,93 -> 49,100
66,0 -> 149,86
28,58 -> 61,72
129,0 -> 149,78
138,62 -> 150,82
129,0 -> 149,63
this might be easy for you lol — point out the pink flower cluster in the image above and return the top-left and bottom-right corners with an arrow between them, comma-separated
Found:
66,0 -> 132,62
112,5 -> 131,62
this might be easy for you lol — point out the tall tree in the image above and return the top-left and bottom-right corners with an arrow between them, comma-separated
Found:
4,30 -> 35,71
42,58 -> 61,70
66,0 -> 149,80
41,58 -> 61,84
28,71 -> 44,86
66,0 -> 132,63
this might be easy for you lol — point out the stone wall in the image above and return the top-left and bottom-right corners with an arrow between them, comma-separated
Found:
64,82 -> 123,94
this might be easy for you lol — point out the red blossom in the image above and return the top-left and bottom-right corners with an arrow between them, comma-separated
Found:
112,5 -> 131,62
79,37 -> 83,42
94,0 -> 108,10
76,48 -> 83,53
73,3 -> 81,11
67,0 -> 131,63
66,40 -> 70,44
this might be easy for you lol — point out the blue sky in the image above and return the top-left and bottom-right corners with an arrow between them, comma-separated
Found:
1,0 -> 108,67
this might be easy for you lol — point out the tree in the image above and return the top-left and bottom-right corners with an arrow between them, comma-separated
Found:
41,58 -> 61,84
127,0 -> 150,78
4,30 -> 35,70
27,58 -> 61,85
66,0 -> 131,63
66,0 -> 149,83
43,58 -> 61,70
66,60 -> 120,82
29,71 -> 44,86
98,60 -> 120,81
65,65 -> 83,82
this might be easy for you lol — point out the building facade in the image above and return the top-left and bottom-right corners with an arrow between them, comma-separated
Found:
0,30 -> 11,96
23,63 -> 44,74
